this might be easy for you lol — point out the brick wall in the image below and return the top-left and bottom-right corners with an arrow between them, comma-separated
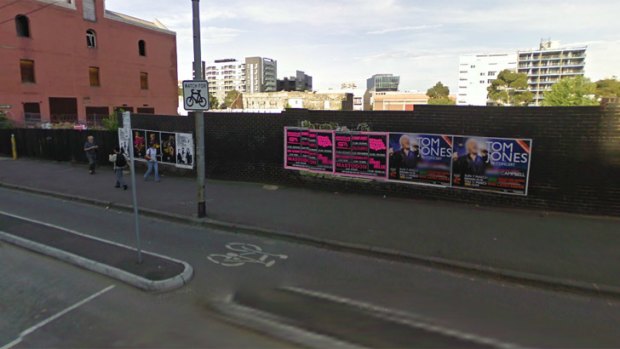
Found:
5,105 -> 618,216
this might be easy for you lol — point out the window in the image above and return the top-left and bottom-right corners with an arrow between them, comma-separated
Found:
15,15 -> 30,37
479,80 -> 485,84
20,59 -> 35,83
470,65 -> 476,68
86,29 -> 96,48
480,72 -> 486,76
89,67 -> 100,86
140,72 -> 149,90
488,71 -> 497,77
138,40 -> 146,56
83,0 -> 96,21
24,103 -> 41,126
137,107 -> 155,114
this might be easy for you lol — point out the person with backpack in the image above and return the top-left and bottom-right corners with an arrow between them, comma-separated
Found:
109,147 -> 128,190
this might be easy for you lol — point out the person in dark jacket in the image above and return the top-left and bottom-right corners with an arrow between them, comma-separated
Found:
84,135 -> 99,174
109,147 -> 128,190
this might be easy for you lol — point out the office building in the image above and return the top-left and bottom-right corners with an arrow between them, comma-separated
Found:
457,53 -> 518,106
366,74 -> 400,92
205,58 -> 246,105
277,71 -> 312,92
518,40 -> 587,106
245,57 -> 277,93
372,92 -> 429,111
0,0 -> 178,127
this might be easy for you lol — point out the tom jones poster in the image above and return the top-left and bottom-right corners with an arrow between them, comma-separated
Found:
451,136 -> 532,195
388,133 -> 453,186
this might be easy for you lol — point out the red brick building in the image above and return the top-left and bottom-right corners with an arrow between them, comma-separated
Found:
0,0 -> 178,126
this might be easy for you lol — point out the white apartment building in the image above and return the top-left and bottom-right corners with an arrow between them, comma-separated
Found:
457,53 -> 518,106
517,40 -> 587,106
205,58 -> 246,105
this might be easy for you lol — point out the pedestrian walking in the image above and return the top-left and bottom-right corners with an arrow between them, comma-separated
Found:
83,135 -> 99,174
109,147 -> 128,190
144,143 -> 160,182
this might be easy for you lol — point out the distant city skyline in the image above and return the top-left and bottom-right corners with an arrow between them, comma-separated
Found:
107,0 -> 620,93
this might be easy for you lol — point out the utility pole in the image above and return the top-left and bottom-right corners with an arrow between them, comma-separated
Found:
192,0 -> 206,218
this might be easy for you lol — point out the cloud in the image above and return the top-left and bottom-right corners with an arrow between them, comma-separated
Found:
367,24 -> 442,35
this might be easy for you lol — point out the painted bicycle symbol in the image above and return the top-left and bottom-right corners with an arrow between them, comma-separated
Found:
207,243 -> 288,268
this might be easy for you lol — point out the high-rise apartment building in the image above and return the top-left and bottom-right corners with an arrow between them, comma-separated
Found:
517,40 -> 587,106
366,74 -> 400,92
456,53 -> 518,106
245,57 -> 277,93
205,58 -> 246,104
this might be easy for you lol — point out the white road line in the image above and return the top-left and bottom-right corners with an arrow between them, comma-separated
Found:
283,286 -> 528,349
1,285 -> 115,349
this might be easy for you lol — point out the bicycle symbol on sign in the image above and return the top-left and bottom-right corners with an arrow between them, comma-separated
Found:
185,89 -> 208,108
207,243 -> 288,268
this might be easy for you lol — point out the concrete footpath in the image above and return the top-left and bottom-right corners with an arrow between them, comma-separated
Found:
1,158 -> 619,296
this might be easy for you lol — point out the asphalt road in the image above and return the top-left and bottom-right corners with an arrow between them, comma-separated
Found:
1,187 -> 619,348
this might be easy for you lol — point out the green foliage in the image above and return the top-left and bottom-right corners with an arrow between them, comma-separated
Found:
209,93 -> 219,109
0,111 -> 12,129
222,90 -> 243,109
426,81 -> 449,99
426,82 -> 455,105
487,70 -> 533,106
542,76 -> 599,106
102,113 -> 119,131
595,78 -> 620,98
428,96 -> 455,105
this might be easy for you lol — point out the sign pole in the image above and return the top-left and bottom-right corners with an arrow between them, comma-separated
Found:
192,0 -> 206,218
123,111 -> 143,264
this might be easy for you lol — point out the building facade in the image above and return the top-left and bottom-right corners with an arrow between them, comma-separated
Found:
277,70 -> 312,92
518,40 -> 587,106
457,53 -> 518,106
205,58 -> 246,105
366,74 -> 400,92
245,57 -> 277,94
372,92 -> 429,111
0,0 -> 178,126
243,91 -> 353,112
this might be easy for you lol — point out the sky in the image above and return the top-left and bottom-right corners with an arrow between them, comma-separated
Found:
107,0 -> 620,93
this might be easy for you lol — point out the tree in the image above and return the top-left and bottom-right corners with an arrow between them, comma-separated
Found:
208,93 -> 219,109
221,90 -> 243,109
595,78 -> 620,98
426,82 -> 455,105
487,70 -> 533,106
542,76 -> 599,106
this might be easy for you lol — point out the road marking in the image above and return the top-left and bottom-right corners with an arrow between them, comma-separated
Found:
1,285 -> 115,349
283,286 -> 528,349
207,242 -> 288,268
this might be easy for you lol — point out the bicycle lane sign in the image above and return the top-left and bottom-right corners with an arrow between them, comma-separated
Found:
183,80 -> 210,111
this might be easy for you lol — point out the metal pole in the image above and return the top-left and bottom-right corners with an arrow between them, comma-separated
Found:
123,112 -> 143,264
192,0 -> 206,218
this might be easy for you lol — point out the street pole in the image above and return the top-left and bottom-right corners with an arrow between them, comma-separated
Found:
192,0 -> 206,218
123,111 -> 143,264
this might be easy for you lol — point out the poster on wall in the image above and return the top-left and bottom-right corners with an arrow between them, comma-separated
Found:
175,133 -> 195,169
160,132 -> 177,164
284,128 -> 308,170
388,133 -> 453,186
451,136 -> 532,195
284,127 -> 334,173
334,132 -> 388,179
118,129 -> 195,169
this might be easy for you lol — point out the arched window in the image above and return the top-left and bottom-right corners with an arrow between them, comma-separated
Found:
15,15 -> 30,37
138,40 -> 146,56
86,29 -> 96,48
